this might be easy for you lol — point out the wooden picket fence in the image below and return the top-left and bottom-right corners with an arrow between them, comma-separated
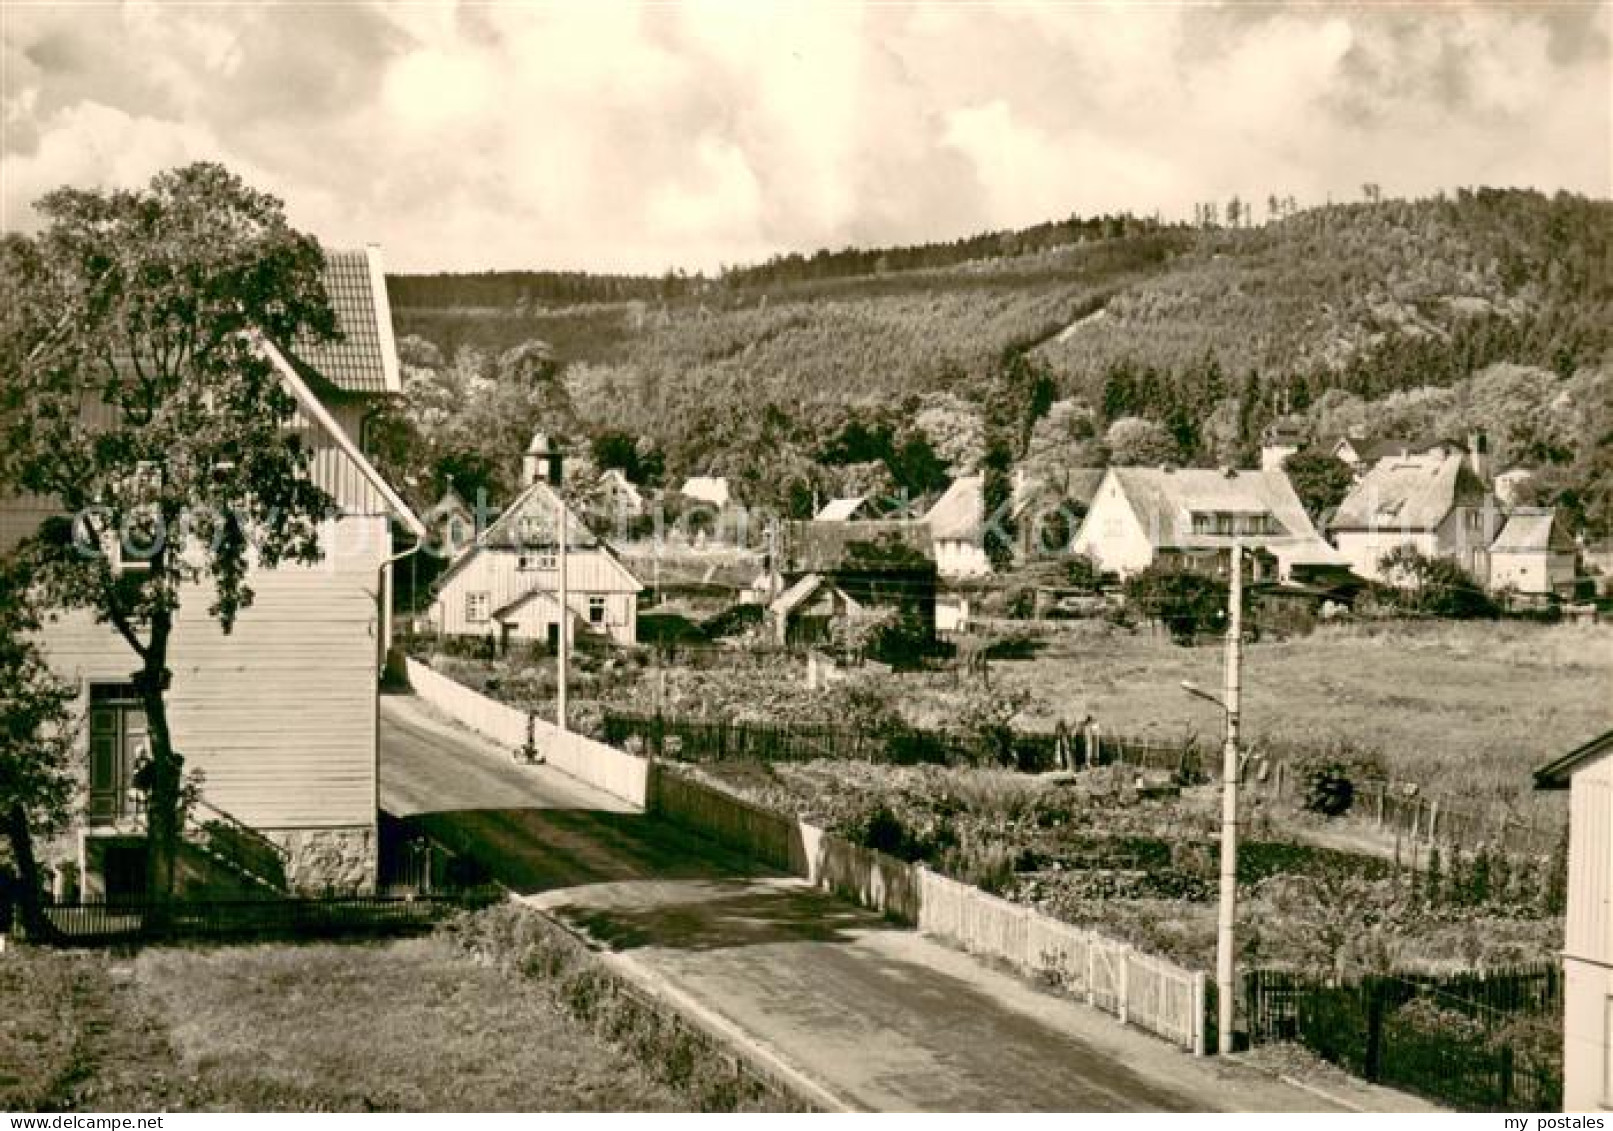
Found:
915,869 -> 1207,1053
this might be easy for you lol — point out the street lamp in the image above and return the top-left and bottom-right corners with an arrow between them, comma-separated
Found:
1180,541 -> 1244,1054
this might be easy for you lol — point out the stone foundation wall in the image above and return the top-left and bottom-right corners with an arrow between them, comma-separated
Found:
266,825 -> 377,894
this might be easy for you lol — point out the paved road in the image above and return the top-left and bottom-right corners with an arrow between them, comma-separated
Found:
379,694 -> 1342,1112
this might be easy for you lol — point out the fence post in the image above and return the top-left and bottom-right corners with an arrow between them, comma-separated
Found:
1118,948 -> 1130,1025
1086,940 -> 1096,1007
1192,972 -> 1208,1056
1428,799 -> 1440,842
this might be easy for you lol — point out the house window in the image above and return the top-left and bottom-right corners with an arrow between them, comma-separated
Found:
466,592 -> 491,624
517,553 -> 557,572
588,596 -> 607,626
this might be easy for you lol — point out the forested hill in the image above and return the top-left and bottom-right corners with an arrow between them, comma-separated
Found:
382,189 -> 1612,536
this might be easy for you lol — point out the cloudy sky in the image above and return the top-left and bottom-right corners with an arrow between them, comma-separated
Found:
2,1 -> 1608,274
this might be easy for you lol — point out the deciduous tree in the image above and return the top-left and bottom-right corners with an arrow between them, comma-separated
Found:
0,163 -> 340,899
0,560 -> 77,936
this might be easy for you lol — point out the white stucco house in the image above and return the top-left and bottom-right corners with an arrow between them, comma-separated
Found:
924,475 -> 990,578
1071,466 -> 1342,580
1489,508 -> 1577,597
1327,451 -> 1503,584
1537,730 -> 1613,1112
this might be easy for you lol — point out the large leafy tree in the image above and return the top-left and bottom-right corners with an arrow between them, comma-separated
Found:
1282,450 -> 1356,519
0,163 -> 340,899
0,560 -> 77,936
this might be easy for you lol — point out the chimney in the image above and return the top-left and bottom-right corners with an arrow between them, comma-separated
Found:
1467,430 -> 1489,484
523,431 -> 563,489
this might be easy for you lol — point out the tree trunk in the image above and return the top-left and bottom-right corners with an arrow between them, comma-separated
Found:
134,646 -> 182,904
2,802 -> 50,940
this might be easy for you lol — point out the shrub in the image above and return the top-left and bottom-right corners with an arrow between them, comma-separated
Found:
1302,761 -> 1357,817
1122,562 -> 1229,644
854,805 -> 913,859
1377,545 -> 1499,619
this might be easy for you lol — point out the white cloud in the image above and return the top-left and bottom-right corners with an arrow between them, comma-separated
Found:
1,1 -> 1606,272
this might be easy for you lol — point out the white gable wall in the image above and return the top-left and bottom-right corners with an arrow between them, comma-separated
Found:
1072,474 -> 1155,576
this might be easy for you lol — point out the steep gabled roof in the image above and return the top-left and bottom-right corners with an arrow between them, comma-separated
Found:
786,520 -> 934,574
815,496 -> 869,522
768,573 -> 860,620
1330,454 -> 1488,533
282,247 -> 402,396
1535,729 -> 1613,790
432,477 -> 643,593
925,475 -> 983,541
1105,467 -> 1337,562
1491,508 -> 1573,553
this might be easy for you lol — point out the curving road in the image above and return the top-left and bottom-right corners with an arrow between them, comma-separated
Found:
379,693 -> 1350,1113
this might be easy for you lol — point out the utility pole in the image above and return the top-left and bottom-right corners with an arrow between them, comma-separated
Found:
1217,540 -> 1244,1052
543,438 -> 568,733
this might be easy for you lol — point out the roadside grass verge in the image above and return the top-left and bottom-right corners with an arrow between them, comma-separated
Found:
444,903 -> 811,1111
1,921 -> 742,1112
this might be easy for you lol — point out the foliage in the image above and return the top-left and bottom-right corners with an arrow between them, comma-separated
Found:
1377,546 -> 1499,619
981,433 -> 1016,572
1301,761 -> 1357,817
395,191 -> 1612,532
0,558 -> 78,935
1103,416 -> 1178,465
1122,563 -> 1229,643
1282,450 -> 1356,518
0,163 -> 340,897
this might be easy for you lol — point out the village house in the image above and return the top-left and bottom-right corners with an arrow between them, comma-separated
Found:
1327,449 -> 1503,584
924,475 -> 990,577
1493,467 -> 1536,508
1319,434 -> 1469,479
0,247 -> 426,898
1489,508 -> 1578,597
1260,416 -> 1309,471
421,483 -> 478,561
1071,466 -> 1343,580
1535,730 -> 1613,1113
779,519 -> 937,638
593,468 -> 647,520
767,573 -> 862,647
426,433 -> 643,649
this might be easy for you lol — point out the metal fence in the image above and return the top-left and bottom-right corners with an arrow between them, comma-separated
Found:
1245,965 -> 1563,1111
14,893 -> 496,947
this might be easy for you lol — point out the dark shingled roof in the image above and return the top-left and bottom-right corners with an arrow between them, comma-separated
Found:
1535,729 -> 1613,790
785,520 -> 934,574
284,247 -> 401,396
